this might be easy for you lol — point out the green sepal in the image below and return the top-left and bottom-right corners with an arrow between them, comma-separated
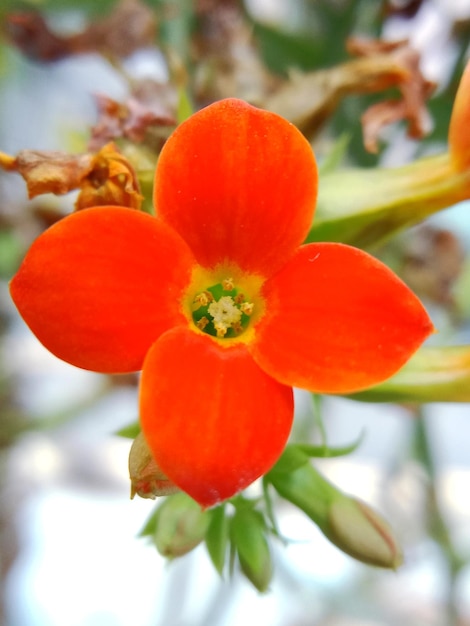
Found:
296,432 -> 364,458
269,435 -> 365,478
205,505 -> 229,576
115,421 -> 140,439
138,505 -> 160,538
230,506 -> 272,592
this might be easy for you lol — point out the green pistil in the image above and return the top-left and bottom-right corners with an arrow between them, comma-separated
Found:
192,279 -> 254,338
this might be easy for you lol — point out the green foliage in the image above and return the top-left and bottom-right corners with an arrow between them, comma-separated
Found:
349,346 -> 470,403
309,154 -> 470,249
251,20 -> 323,76
4,0 -> 470,604
230,504 -> 272,592
205,504 -> 229,576
115,422 -> 140,439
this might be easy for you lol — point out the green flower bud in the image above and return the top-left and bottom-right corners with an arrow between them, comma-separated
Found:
269,460 -> 402,570
326,497 -> 403,569
128,432 -> 180,499
231,507 -> 272,592
153,492 -> 210,558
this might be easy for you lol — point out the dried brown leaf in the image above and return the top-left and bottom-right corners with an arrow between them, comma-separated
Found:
361,99 -> 413,153
264,37 -> 436,150
0,150 -> 94,197
76,143 -> 144,211
89,94 -> 176,150
348,37 -> 435,152
0,143 -> 143,211
5,0 -> 156,62
400,225 -> 464,307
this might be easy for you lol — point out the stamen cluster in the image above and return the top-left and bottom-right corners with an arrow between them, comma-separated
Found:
192,278 -> 254,338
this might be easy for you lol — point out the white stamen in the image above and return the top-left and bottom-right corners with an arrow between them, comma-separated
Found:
208,296 -> 242,332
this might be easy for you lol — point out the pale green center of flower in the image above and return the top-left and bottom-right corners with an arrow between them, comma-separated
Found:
191,278 -> 254,338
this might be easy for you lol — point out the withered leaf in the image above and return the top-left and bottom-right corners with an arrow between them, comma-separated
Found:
400,225 -> 464,308
76,143 -> 144,211
0,149 -> 94,197
89,94 -> 176,150
349,37 -> 435,153
264,37 -> 435,151
0,143 -> 143,211
5,0 -> 157,62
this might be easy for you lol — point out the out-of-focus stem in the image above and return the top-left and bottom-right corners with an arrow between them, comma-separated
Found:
414,410 -> 465,626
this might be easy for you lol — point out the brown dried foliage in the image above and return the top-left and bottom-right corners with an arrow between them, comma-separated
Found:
0,143 -> 143,211
89,93 -> 176,151
265,37 -> 435,151
4,0 -> 156,62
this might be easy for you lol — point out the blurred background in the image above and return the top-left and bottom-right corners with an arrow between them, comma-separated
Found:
1,0 -> 470,624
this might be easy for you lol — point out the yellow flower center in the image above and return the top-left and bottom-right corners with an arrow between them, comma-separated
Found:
184,267 -> 264,342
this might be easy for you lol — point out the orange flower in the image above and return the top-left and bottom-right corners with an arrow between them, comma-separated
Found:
10,99 -> 433,507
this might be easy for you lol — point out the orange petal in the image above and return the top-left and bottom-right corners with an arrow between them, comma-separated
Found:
140,327 -> 293,507
10,207 -> 195,372
154,98 -> 318,277
449,60 -> 470,172
250,243 -> 434,394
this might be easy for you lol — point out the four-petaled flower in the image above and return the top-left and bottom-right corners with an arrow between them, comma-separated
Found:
10,99 -> 433,507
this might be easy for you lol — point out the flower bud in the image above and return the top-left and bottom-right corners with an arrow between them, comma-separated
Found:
129,432 -> 180,499
153,492 -> 210,558
326,496 -> 403,569
269,460 -> 402,569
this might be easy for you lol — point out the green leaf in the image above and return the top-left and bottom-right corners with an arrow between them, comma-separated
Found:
347,345 -> 470,403
138,505 -> 160,538
250,20 -> 323,76
297,431 -> 365,458
115,422 -> 140,439
269,434 -> 364,481
205,505 -> 229,576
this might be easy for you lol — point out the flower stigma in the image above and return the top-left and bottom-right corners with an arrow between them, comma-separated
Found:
191,277 -> 255,338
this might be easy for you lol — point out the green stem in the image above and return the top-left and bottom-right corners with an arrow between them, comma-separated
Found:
414,410 -> 464,626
